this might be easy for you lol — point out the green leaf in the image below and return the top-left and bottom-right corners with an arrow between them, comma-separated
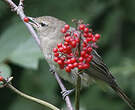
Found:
0,1 -> 7,17
9,38 -> 43,69
0,21 -> 30,62
0,17 -> 43,69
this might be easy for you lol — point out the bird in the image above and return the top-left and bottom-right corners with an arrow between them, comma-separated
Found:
27,16 -> 135,110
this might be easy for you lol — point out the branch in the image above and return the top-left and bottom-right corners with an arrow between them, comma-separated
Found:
4,0 -> 40,46
3,0 -> 73,110
2,77 -> 60,110
54,72 -> 73,110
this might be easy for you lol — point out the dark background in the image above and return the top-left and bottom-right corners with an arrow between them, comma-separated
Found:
0,0 -> 135,110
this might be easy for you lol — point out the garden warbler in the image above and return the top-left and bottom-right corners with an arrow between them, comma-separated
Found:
28,16 -> 135,110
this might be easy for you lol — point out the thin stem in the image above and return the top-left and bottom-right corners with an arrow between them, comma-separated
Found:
4,0 -> 40,46
7,83 -> 60,110
74,29 -> 82,110
54,72 -> 73,110
75,74 -> 81,110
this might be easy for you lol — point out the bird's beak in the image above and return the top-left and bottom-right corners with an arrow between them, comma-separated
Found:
27,17 -> 40,28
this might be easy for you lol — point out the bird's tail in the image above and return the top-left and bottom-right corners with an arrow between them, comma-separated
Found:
110,84 -> 135,110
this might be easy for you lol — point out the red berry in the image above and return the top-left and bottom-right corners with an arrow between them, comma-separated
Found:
61,28 -> 67,33
84,28 -> 89,33
74,33 -> 78,37
89,55 -> 93,59
57,60 -> 62,65
69,53 -> 73,56
73,62 -> 78,67
83,33 -> 88,37
83,63 -> 90,69
86,37 -> 92,42
63,45 -> 67,50
23,17 -> 29,22
65,36 -> 71,42
87,33 -> 92,37
70,41 -> 76,48
64,61 -> 68,64
81,51 -> 86,57
79,57 -> 84,62
91,34 -> 94,38
95,34 -> 100,40
87,47 -> 92,53
57,43 -> 62,48
65,32 -> 70,37
79,24 -> 85,30
54,57 -> 59,62
84,39 -> 89,43
59,47 -> 64,52
67,59 -> 72,64
92,37 -> 97,42
53,48 -> 58,53
54,53 -> 59,57
71,57 -> 76,63
82,42 -> 87,47
0,76 -> 3,81
65,24 -> 70,30
68,64 -> 74,69
66,46 -> 71,51
84,54 -> 89,58
65,66 -> 71,72
78,64 -> 83,69
75,37 -> 80,43
86,57 -> 92,63
61,57 -> 65,61
64,42 -> 69,46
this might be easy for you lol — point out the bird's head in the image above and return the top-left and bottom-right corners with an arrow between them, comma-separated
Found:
28,16 -> 65,37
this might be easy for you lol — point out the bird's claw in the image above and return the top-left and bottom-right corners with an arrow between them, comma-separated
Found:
61,89 -> 75,99
49,68 -> 55,74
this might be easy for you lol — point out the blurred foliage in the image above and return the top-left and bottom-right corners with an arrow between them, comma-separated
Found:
0,0 -> 135,110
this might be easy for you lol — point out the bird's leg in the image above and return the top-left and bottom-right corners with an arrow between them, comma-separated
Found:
49,68 -> 56,74
49,68 -> 75,99
61,89 -> 75,99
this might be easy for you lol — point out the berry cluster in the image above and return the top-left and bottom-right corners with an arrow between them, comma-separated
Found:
53,23 -> 101,73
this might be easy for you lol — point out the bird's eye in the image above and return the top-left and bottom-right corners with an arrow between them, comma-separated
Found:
40,22 -> 48,27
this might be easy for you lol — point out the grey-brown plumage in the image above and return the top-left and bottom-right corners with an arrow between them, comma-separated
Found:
28,16 -> 135,109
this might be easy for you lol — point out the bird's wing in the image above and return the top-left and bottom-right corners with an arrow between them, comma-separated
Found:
84,49 -> 116,85
85,49 -> 135,109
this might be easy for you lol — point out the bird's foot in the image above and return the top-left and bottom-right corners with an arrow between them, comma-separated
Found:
61,89 -> 75,99
49,68 -> 55,74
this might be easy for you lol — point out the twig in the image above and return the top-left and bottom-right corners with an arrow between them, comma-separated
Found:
3,0 -> 73,110
2,77 -> 60,110
8,84 -> 60,110
54,72 -> 73,110
4,0 -> 40,46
